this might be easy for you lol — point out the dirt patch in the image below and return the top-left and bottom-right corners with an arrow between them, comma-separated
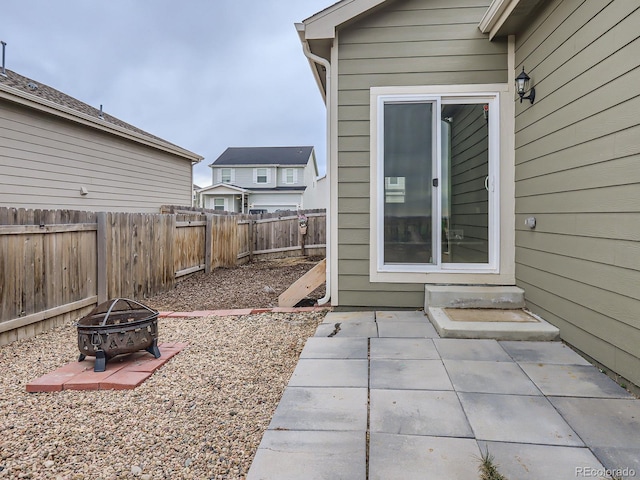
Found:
147,256 -> 326,311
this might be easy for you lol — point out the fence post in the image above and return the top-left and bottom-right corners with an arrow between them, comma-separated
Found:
248,219 -> 254,263
205,214 -> 213,274
96,212 -> 108,303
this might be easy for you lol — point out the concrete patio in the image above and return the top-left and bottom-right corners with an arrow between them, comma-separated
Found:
247,311 -> 640,480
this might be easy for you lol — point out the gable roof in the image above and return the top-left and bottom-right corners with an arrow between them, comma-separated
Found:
210,146 -> 314,167
300,0 -> 392,40
296,0 -> 398,97
0,69 -> 203,163
197,183 -> 251,194
298,0 -> 544,95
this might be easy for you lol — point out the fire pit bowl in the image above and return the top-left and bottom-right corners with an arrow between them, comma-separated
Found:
76,298 -> 161,372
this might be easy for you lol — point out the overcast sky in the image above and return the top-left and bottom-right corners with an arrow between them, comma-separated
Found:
3,0 -> 331,187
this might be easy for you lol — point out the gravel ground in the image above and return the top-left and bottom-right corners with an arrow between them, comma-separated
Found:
0,311 -> 325,479
147,257 -> 326,312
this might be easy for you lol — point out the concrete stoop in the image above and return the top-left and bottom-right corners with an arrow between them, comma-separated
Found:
425,285 -> 526,309
425,285 -> 559,341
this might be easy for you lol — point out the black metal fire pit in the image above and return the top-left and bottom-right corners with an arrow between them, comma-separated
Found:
76,298 -> 161,372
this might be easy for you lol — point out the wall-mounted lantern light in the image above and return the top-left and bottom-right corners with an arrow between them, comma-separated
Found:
516,67 -> 535,104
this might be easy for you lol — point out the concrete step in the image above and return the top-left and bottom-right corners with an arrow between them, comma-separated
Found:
425,285 -> 525,310
426,307 -> 560,341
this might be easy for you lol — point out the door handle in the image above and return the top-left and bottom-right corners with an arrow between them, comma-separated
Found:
485,176 -> 490,191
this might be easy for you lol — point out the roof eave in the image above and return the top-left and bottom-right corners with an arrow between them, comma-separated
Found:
296,23 -> 328,100
197,183 -> 250,194
301,0 -> 391,41
209,163 -> 307,168
309,148 -> 319,177
478,0 -> 513,40
298,0 -> 396,99
0,83 -> 203,163
479,0 -> 547,40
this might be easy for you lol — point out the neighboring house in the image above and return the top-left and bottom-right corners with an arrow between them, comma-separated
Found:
192,184 -> 203,208
306,173 -> 328,212
199,146 -> 322,213
298,0 -> 640,387
0,69 -> 203,213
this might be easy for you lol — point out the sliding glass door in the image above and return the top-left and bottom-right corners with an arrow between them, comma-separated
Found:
382,101 -> 437,265
440,102 -> 490,265
379,94 -> 496,271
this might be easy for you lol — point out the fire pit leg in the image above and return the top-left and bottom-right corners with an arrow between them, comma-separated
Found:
78,353 -> 86,362
94,350 -> 107,373
146,339 -> 161,359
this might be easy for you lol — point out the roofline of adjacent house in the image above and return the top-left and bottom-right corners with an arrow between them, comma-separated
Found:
209,146 -> 315,168
0,82 -> 204,164
208,162 -> 309,168
197,183 -> 251,194
198,185 -> 307,194
249,187 -> 307,192
309,145 -> 320,177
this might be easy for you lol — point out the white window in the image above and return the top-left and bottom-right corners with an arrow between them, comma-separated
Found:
371,86 -> 502,278
385,176 -> 405,203
213,198 -> 225,211
283,168 -> 297,184
220,168 -> 234,184
254,168 -> 269,184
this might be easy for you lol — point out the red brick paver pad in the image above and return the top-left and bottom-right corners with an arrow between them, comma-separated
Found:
26,343 -> 187,393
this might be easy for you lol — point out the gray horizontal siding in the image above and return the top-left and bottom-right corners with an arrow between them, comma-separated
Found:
335,0 -> 505,307
276,167 -> 305,188
0,100 -> 192,212
214,167 -> 277,189
237,167 -> 255,186
213,166 -> 307,189
514,0 -> 640,386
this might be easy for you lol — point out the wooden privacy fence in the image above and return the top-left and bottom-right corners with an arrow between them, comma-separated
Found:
0,207 -> 325,345
238,212 -> 326,261
0,208 -> 99,345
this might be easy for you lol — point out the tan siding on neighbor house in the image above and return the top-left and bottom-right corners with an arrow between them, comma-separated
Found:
335,0 -> 507,307
514,0 -> 640,385
0,100 -> 193,212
